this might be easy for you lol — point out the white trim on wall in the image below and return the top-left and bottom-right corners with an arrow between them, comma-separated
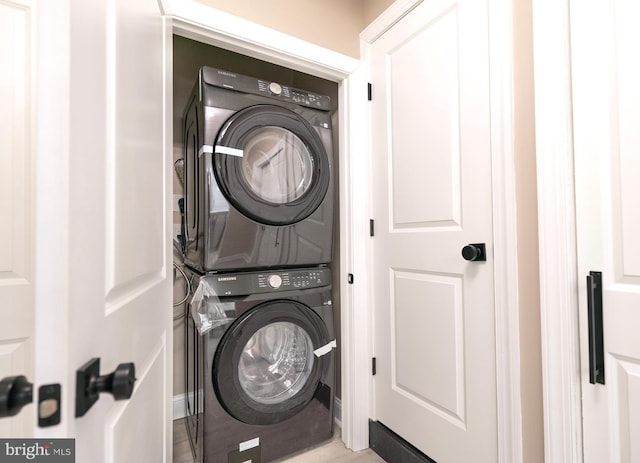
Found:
531,0 -> 583,462
166,0 -> 357,81
487,0 -> 524,460
360,0 -> 423,43
174,393 -> 187,420
338,61 -> 372,452
360,0 -> 523,460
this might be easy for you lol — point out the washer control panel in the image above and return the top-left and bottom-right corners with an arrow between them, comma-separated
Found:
205,267 -> 331,296
201,66 -> 332,111
257,268 -> 328,291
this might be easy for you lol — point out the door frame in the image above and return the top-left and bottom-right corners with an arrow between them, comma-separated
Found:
531,0 -> 584,462
165,0 -> 522,458
360,0 -> 523,461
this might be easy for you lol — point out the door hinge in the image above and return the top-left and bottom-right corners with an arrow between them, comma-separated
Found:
370,219 -> 375,237
372,357 -> 377,375
347,273 -> 354,284
367,83 -> 372,101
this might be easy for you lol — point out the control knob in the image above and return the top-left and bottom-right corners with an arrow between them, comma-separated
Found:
268,82 -> 282,96
267,274 -> 282,289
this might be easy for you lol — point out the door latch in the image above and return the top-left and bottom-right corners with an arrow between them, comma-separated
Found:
0,376 -> 33,418
75,358 -> 136,417
461,243 -> 487,262
1,376 -> 62,426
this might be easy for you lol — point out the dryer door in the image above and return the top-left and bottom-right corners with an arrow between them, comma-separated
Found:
212,300 -> 331,425
212,105 -> 330,226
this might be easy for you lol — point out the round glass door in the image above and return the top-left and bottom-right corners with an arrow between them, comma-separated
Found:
213,105 -> 330,226
238,321 -> 314,405
212,300 -> 330,425
240,127 -> 314,204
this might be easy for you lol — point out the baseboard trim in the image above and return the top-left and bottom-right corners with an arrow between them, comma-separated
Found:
173,393 -> 186,420
334,397 -> 342,428
172,393 -> 343,428
369,420 -> 436,463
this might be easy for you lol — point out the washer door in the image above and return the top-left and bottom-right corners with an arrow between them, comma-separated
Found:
213,300 -> 331,425
213,105 -> 330,226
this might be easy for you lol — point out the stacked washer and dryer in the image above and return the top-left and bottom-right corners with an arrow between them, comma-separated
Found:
180,67 -> 337,463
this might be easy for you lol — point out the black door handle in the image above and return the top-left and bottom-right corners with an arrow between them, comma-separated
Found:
462,243 -> 486,262
587,271 -> 605,385
0,376 -> 33,418
76,358 -> 137,417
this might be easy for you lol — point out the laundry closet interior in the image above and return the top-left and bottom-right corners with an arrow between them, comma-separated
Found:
172,33 -> 343,462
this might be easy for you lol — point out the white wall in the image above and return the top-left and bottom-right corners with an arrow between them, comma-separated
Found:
193,0 -> 395,58
512,0 -> 544,461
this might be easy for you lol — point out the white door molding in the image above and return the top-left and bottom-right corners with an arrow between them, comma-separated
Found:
335,62 -> 372,452
531,0 -> 583,462
486,0 -> 524,460
162,0 -> 370,452
165,0 -> 358,81
360,0 -> 523,460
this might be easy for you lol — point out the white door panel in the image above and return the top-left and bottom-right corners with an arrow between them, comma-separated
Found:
371,0 -> 496,461
0,0 -> 35,438
67,0 -> 171,461
0,0 -> 175,459
572,0 -> 640,461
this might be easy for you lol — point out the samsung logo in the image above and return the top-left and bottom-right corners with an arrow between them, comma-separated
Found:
217,276 -> 237,281
217,70 -> 237,78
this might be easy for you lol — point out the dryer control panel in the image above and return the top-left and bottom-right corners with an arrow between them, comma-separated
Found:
203,267 -> 331,296
201,66 -> 332,111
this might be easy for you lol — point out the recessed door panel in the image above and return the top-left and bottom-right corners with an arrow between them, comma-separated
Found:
610,356 -> 640,462
106,0 -> 165,308
0,0 -> 34,439
612,0 -> 640,280
392,270 -> 465,424
389,9 -> 461,229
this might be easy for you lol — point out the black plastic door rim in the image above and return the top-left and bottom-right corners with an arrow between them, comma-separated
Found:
212,300 -> 330,425
213,105 -> 330,226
